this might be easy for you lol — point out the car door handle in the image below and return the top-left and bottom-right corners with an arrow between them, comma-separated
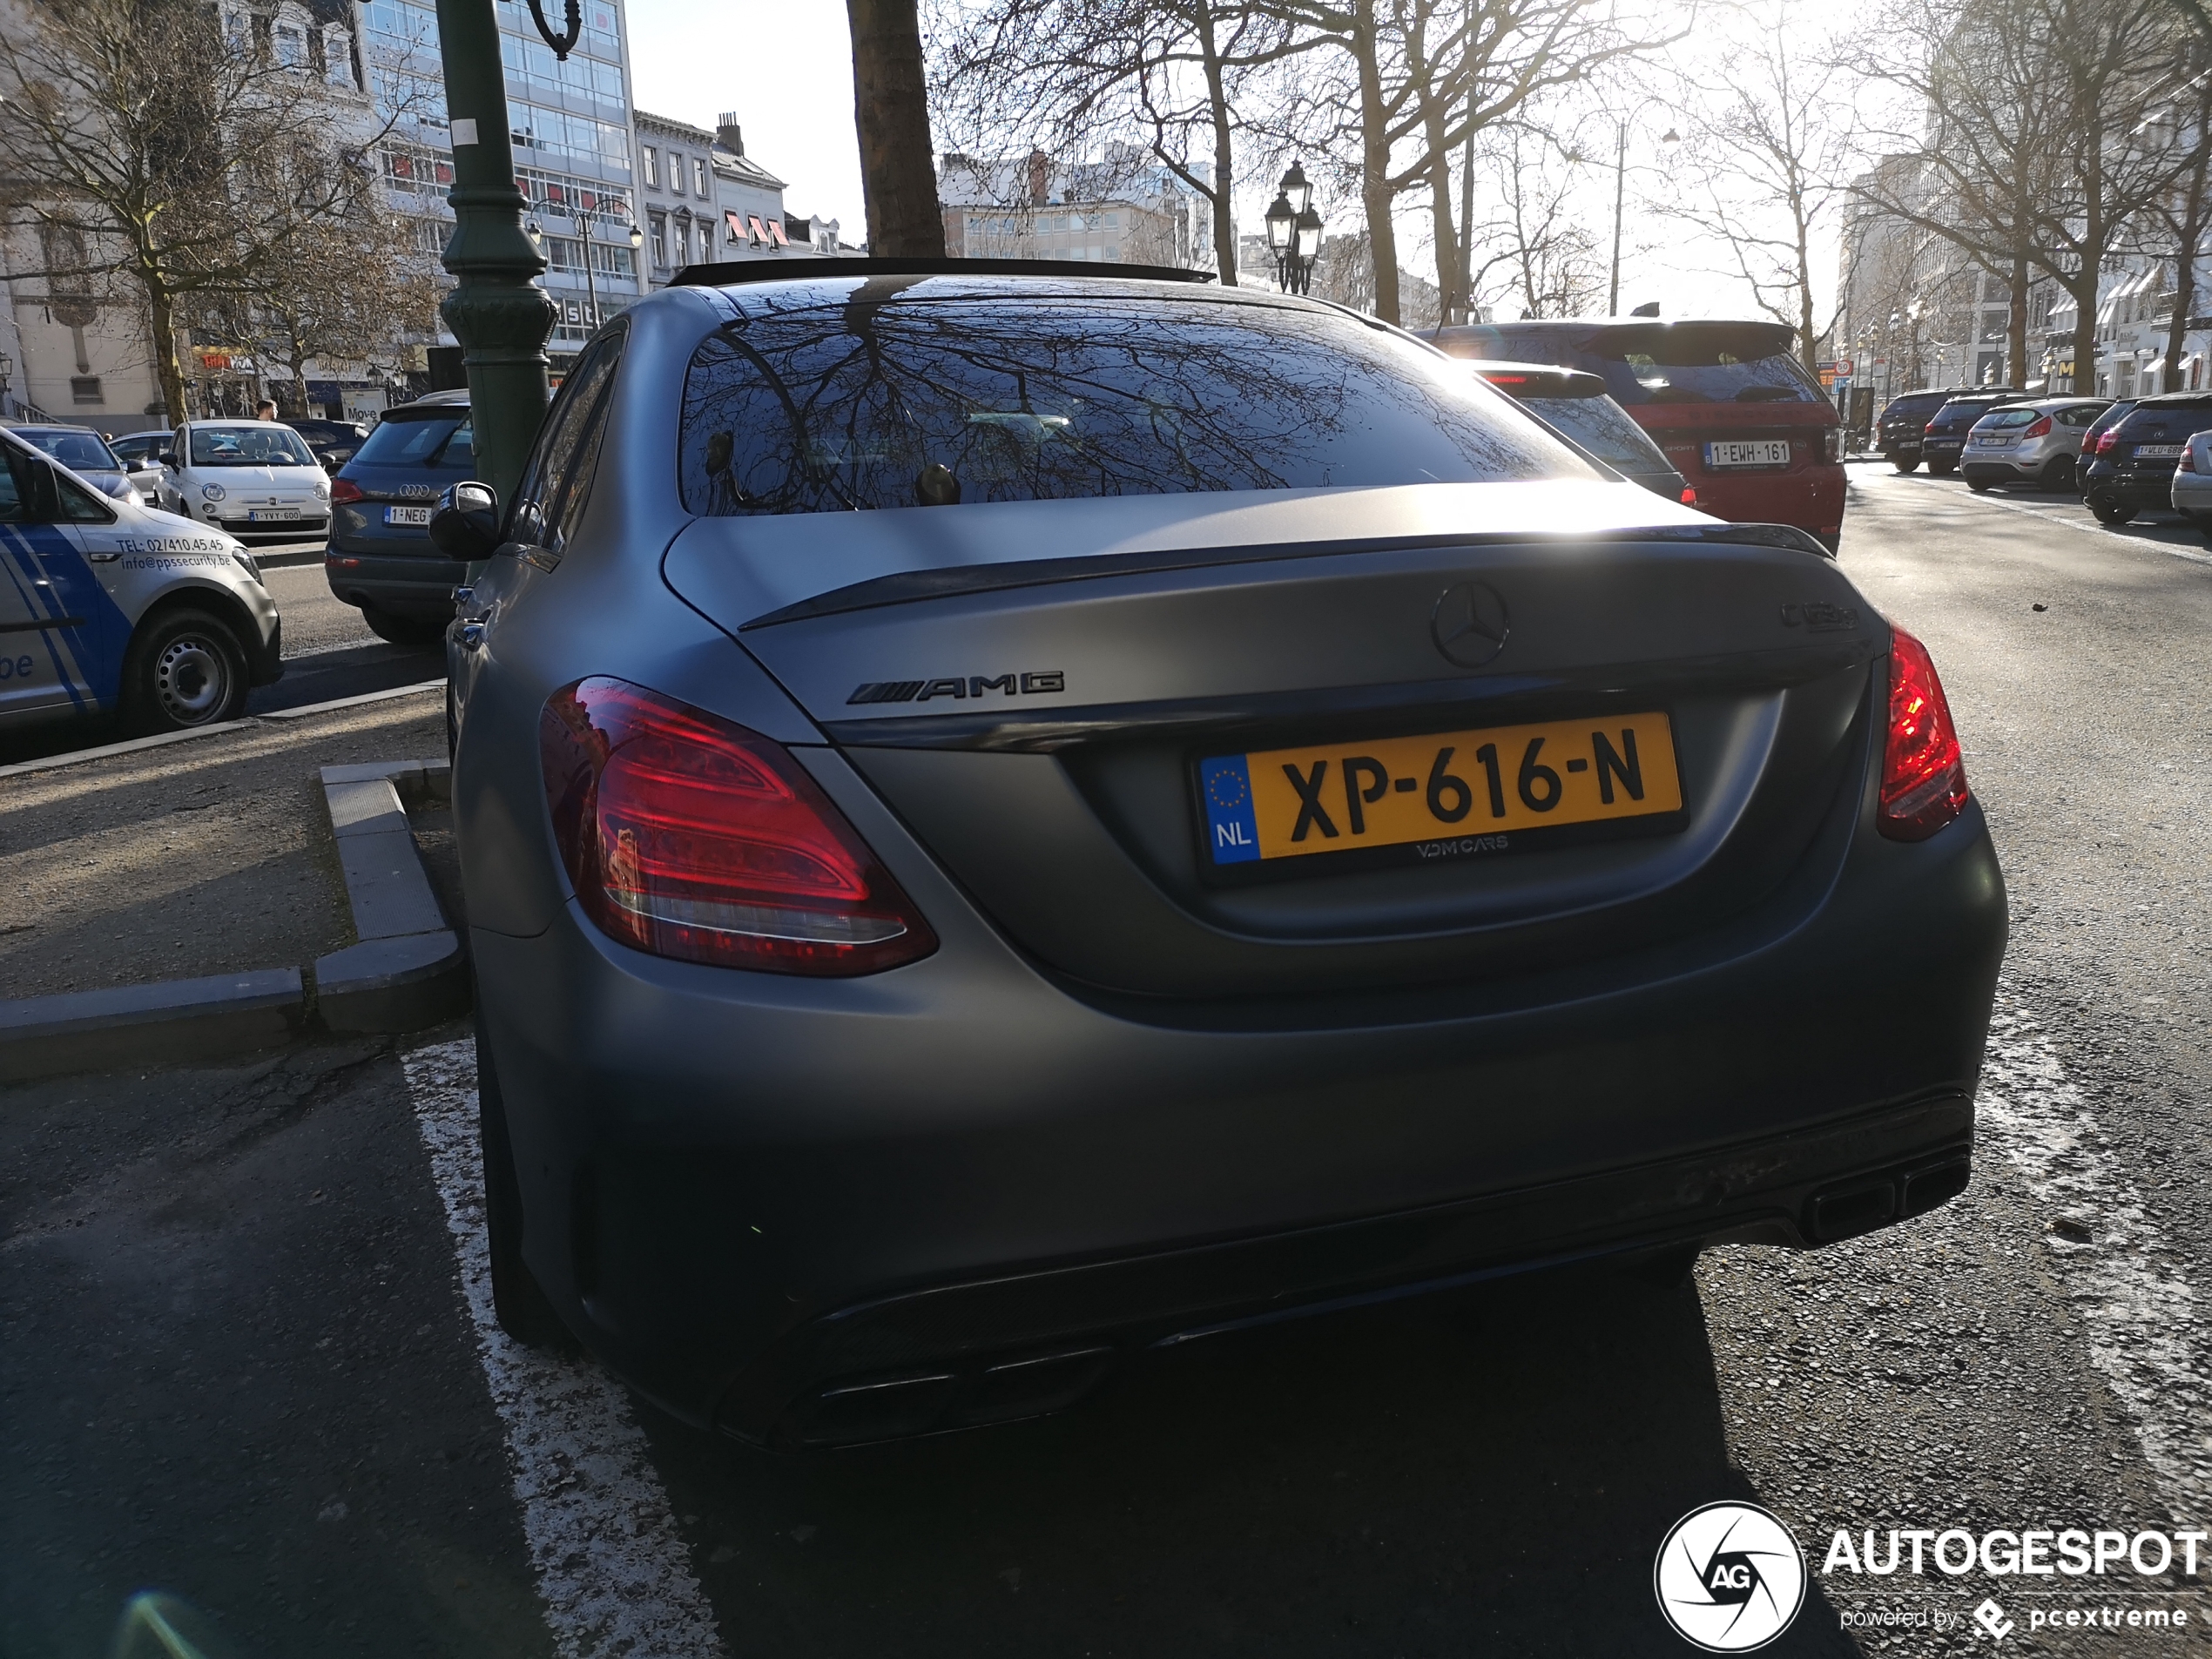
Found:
458,622 -> 486,649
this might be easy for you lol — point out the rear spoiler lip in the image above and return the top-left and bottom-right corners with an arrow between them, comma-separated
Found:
819,638 -> 1874,755
738,521 -> 1832,633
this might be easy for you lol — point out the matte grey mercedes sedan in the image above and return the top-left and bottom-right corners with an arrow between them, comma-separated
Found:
442,260 -> 2006,1449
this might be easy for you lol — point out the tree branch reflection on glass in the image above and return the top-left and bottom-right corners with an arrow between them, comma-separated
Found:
678,280 -> 1589,519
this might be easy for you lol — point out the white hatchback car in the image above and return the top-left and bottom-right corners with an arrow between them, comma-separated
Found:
154,420 -> 333,540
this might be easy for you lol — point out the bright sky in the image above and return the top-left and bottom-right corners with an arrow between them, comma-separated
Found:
622,0 -> 1848,327
625,0 -> 867,233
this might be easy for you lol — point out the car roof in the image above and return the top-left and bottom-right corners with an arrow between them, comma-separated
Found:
401,388 -> 471,407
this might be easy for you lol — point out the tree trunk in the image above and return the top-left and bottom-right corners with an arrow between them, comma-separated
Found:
146,280 -> 188,426
1194,0 -> 1238,285
1352,0 -> 1399,322
2009,253 -> 2028,389
1398,0 -> 1458,322
846,0 -> 945,258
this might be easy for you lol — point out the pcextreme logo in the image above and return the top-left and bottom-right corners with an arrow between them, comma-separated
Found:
1655,1502 -> 1809,1651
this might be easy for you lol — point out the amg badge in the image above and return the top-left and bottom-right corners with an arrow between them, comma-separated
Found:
847,671 -> 1065,705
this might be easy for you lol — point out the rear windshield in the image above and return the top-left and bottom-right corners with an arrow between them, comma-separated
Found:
677,297 -> 1587,516
2118,402 -> 2212,439
189,425 -> 316,467
20,428 -> 120,471
1979,408 -> 2039,429
1521,395 -> 1671,472
1883,394 -> 1952,418
353,414 -> 475,469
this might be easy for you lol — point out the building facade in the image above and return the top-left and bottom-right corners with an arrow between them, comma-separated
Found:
0,0 -> 374,431
632,111 -> 847,290
937,146 -> 1214,272
363,0 -> 643,372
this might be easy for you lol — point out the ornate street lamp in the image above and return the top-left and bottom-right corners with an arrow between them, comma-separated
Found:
1266,165 -> 1324,296
527,210 -> 643,349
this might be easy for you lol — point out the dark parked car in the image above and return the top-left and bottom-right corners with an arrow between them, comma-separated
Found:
1875,388 -> 1965,472
1918,390 -> 2023,475
2077,392 -> 2212,524
445,261 -> 2004,1450
2075,399 -> 2138,497
325,392 -> 472,646
285,416 -> 371,469
1466,361 -> 1693,504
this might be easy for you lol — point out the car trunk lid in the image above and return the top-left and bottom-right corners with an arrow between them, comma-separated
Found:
664,482 -> 1882,998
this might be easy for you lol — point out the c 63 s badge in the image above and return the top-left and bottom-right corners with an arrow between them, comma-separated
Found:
847,671 -> 1064,705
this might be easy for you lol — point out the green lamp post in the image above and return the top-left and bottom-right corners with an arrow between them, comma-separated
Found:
432,0 -> 567,511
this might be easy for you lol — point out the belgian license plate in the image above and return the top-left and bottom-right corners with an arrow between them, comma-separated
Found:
1974,434 -> 2012,446
2134,443 -> 2183,458
1199,711 -> 1683,867
385,505 -> 435,525
246,508 -> 300,522
1705,440 -> 1791,469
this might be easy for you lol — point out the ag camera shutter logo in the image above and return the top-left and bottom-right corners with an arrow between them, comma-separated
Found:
1655,1501 -> 1808,1651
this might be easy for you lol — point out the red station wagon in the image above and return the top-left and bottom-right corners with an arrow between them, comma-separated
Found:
1421,319 -> 1847,549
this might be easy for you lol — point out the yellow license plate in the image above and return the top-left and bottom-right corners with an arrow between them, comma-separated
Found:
1198,711 -> 1683,865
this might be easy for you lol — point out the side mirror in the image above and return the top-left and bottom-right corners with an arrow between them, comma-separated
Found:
157,450 -> 178,469
429,480 -> 501,561
314,449 -> 340,469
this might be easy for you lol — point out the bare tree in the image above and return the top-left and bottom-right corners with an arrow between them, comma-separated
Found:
849,0 -> 947,256
2134,60 -> 2212,390
196,212 -> 444,414
1467,130 -> 1605,316
0,0 -> 408,422
932,0 -> 1312,284
1264,0 -> 1682,323
1857,0 -> 2186,392
1656,3 -> 1855,370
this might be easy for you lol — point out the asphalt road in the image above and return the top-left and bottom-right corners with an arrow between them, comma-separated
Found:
0,545 -> 445,769
5,475 -> 2212,1656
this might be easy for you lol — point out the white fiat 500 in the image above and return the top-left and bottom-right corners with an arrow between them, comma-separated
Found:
155,420 -> 333,540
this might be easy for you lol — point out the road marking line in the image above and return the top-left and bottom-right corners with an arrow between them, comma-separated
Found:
1980,1007 -> 2212,1519
402,1039 -> 725,1659
1860,473 -> 2212,567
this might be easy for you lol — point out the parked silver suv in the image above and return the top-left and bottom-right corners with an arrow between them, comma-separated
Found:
1959,397 -> 2109,492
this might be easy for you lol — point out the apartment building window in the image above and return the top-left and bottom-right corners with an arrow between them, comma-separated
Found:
668,152 -> 683,195
650,211 -> 668,267
641,145 -> 658,188
697,218 -> 712,262
693,157 -> 709,197
70,376 -> 103,405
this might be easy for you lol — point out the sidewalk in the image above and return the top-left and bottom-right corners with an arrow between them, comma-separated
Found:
1,697 -> 446,1002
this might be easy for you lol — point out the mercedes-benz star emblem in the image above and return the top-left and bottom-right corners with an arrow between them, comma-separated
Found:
1431,579 -> 1511,667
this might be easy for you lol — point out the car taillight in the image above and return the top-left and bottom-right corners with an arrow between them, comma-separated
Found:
1821,428 -> 1844,463
2021,416 -> 2051,438
1679,485 -> 1697,506
2183,448 -> 2198,472
539,678 -> 938,975
1925,421 -> 1939,434
1878,626 -> 1970,842
329,477 -> 365,504
2095,429 -> 2120,454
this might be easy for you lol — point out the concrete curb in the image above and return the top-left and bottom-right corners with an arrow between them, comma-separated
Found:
0,968 -> 305,1084
0,755 -> 459,1082
314,759 -> 467,1035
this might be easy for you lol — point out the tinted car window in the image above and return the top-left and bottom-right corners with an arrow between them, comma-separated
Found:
354,413 -> 473,467
1979,408 -> 2039,429
20,429 -> 121,471
513,330 -> 624,548
679,298 -> 1584,517
2115,401 -> 2212,442
0,448 -> 24,520
1521,395 -> 1672,472
1882,393 -> 1954,421
1930,399 -> 2011,428
190,425 -> 316,466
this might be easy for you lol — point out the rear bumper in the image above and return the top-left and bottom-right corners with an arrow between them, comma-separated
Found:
323,550 -> 467,615
1677,462 -> 1846,537
474,788 -> 2007,1441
